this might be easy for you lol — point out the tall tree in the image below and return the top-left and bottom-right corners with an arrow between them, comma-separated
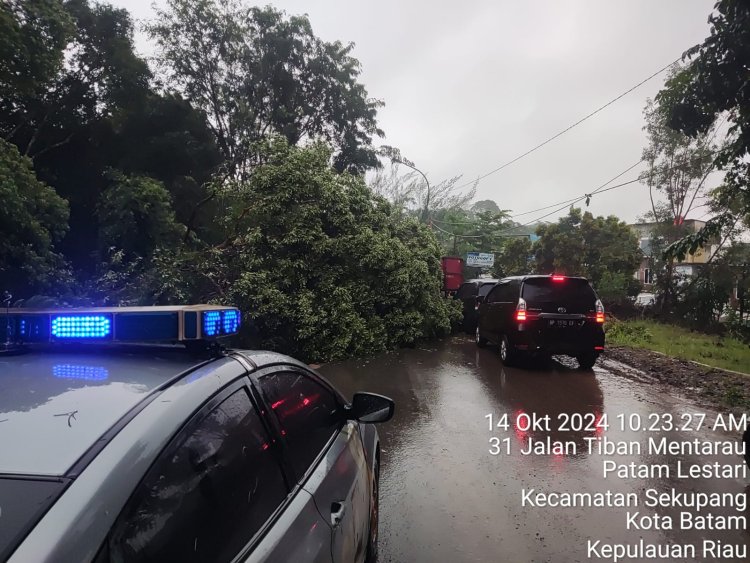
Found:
534,208 -> 641,288
641,92 -> 717,225
368,164 -> 418,216
379,145 -> 476,223
148,0 -> 384,177
0,0 -> 74,109
1,0 -> 222,271
0,139 -> 70,297
471,200 -> 501,214
656,0 -> 750,257
492,236 -> 533,278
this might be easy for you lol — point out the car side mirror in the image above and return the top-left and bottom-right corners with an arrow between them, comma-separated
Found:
349,392 -> 395,423
476,295 -> 486,304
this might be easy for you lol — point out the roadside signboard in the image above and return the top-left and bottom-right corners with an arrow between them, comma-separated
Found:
466,252 -> 495,268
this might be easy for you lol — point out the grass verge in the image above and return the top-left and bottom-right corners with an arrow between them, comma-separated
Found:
606,319 -> 750,376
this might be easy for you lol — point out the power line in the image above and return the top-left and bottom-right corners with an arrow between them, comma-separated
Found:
454,57 -> 680,190
430,175 -> 642,241
430,159 -> 644,227
498,177 -> 642,234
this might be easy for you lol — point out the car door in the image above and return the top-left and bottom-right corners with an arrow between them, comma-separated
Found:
456,282 -> 478,319
256,368 -> 370,563
498,280 -> 521,335
481,281 -> 508,342
96,379 -> 317,563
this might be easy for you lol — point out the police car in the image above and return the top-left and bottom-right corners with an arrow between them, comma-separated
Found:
0,305 -> 393,563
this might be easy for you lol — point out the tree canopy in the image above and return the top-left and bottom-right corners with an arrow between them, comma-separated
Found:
534,207 -> 642,288
131,140 -> 456,362
148,0 -> 384,176
657,0 -> 750,257
0,139 -> 70,296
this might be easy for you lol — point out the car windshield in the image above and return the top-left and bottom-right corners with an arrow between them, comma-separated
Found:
521,278 -> 597,312
0,478 -> 66,561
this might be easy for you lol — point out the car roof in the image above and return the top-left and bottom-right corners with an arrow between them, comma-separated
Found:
0,346 -> 314,478
465,278 -> 499,284
500,275 -> 589,282
0,347 -> 212,476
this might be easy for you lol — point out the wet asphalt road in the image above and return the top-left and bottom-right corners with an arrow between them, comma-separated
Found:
320,336 -> 749,563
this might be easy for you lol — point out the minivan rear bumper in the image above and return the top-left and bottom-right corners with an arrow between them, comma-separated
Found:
510,321 -> 605,355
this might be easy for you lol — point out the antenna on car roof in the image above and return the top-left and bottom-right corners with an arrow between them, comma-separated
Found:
1,291 -> 17,353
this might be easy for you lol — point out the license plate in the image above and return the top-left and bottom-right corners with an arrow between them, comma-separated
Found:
548,319 -> 578,327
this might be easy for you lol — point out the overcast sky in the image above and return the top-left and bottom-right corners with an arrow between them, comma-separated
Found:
113,0 -> 715,224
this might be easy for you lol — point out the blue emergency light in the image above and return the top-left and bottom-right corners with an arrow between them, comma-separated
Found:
1,305 -> 241,344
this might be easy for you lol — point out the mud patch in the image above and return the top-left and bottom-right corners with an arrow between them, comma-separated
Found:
603,346 -> 750,413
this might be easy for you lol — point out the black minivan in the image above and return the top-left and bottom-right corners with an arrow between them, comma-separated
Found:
476,274 -> 605,368
455,279 -> 500,333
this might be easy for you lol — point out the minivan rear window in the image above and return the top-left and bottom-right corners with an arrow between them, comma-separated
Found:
521,278 -> 596,310
0,478 -> 66,561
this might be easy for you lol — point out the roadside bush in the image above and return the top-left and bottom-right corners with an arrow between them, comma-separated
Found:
724,308 -> 750,343
606,320 -> 654,346
595,272 -> 641,319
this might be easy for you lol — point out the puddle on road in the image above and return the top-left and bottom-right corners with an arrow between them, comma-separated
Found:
321,336 -> 749,563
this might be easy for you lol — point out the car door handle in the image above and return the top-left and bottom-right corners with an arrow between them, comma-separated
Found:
330,501 -> 347,527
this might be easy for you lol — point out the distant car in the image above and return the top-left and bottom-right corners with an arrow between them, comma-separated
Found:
454,279 -> 499,333
0,305 -> 394,563
476,275 -> 606,369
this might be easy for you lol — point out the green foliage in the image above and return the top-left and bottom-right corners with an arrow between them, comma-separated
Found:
1,1 -> 222,271
657,1 -> 750,256
606,320 -> 654,345
0,0 -> 74,103
148,0 -> 383,175
135,141 -> 454,362
97,171 -> 182,260
608,320 -> 750,376
673,259 -> 736,330
471,200 -> 500,214
533,207 -> 642,286
492,236 -> 532,278
0,139 -> 70,295
596,271 -> 641,305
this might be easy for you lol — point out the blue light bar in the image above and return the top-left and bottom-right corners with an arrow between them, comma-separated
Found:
223,309 -> 241,333
202,309 -> 241,338
0,305 -> 241,344
203,310 -> 222,337
51,315 -> 112,340
53,364 -> 109,381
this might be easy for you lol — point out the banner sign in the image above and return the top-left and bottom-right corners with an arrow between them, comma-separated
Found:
466,252 -> 495,268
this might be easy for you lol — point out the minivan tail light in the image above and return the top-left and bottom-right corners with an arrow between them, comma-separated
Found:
595,299 -> 605,323
515,298 -> 527,322
551,275 -> 565,282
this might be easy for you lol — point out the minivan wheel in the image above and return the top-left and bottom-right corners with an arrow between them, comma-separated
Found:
476,326 -> 488,348
577,352 -> 599,370
499,336 -> 516,366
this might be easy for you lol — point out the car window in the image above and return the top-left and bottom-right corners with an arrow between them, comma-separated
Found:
486,283 -> 505,303
259,371 -> 343,480
497,282 -> 517,302
522,278 -> 597,309
0,479 -> 67,562
478,283 -> 496,297
105,387 -> 287,563
456,283 -> 477,299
